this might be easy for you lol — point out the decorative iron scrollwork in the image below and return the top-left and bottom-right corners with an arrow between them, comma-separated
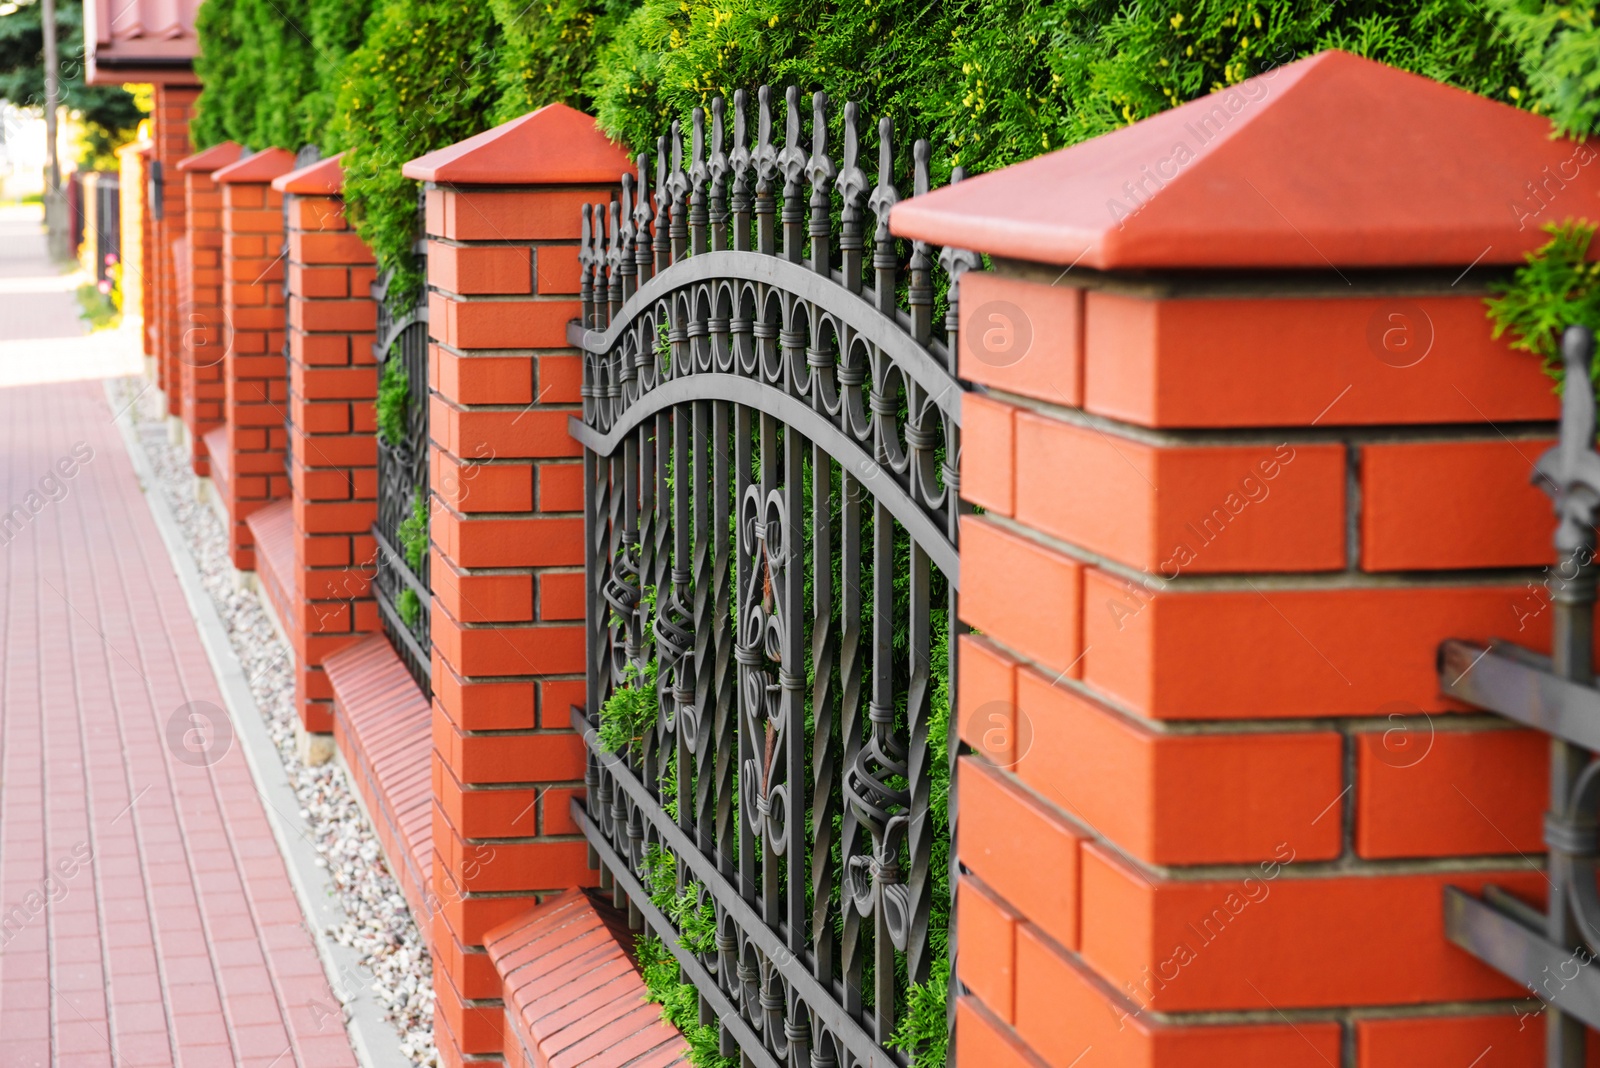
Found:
571,85 -> 976,1068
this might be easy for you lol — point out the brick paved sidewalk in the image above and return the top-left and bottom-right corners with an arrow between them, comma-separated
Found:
0,209 -> 359,1067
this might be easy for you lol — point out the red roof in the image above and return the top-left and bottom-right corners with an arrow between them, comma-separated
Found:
272,153 -> 348,195
175,142 -> 245,175
213,148 -> 298,185
891,51 -> 1600,270
402,102 -> 632,185
84,0 -> 202,86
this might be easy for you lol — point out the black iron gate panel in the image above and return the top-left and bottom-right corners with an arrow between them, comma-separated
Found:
1441,326 -> 1600,1066
568,89 -> 978,1067
372,247 -> 432,693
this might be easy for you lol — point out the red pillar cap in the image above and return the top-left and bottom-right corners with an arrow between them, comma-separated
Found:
401,102 -> 631,185
213,146 -> 298,185
272,152 -> 347,195
175,140 -> 245,174
891,50 -> 1600,270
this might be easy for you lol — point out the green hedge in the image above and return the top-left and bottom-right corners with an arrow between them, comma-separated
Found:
193,0 -> 1600,300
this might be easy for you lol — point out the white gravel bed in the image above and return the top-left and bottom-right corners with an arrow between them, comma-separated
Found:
114,376 -> 437,1065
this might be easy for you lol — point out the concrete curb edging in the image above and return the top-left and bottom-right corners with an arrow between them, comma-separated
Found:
105,376 -> 409,1068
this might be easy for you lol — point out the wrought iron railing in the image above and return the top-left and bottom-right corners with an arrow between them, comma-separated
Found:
569,88 -> 976,1067
1440,325 -> 1600,1065
371,243 -> 431,693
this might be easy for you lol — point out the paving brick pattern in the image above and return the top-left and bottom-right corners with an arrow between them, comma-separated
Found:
0,218 -> 357,1067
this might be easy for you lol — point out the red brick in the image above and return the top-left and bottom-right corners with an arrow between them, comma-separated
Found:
288,264 -> 350,298
435,820 -> 590,892
1361,439 -> 1557,571
437,188 -> 607,242
1080,843 -> 1543,1011
432,398 -> 580,461
1083,290 -> 1557,429
960,517 -> 1082,678
960,272 -> 1083,405
1355,1015 -> 1541,1067
1083,568 -> 1551,720
434,658 -> 536,731
433,716 -> 586,785
959,757 -> 1086,952
959,877 -> 1020,1023
961,391 -> 1017,515
957,633 -> 1020,770
1355,726 -> 1547,859
538,463 -> 584,512
429,293 -> 576,350
1015,418 -> 1346,573
535,245 -> 583,294
437,513 -> 583,569
294,300 -> 376,333
431,554 -> 533,623
433,451 -> 532,513
432,610 -> 584,678
1015,666 -> 1343,865
430,241 -> 532,295
541,786 -> 583,836
954,999 -> 1045,1068
539,679 -> 585,729
287,231 -> 368,263
1014,925 -> 1344,1068
538,572 -> 584,622
435,348 -> 533,405
537,355 -> 582,403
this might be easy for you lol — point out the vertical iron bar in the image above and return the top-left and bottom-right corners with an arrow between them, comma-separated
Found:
714,400 -> 736,881
904,540 -> 933,988
694,399 -> 716,856
870,493 -> 896,1042
1549,567 -> 1593,1068
810,448 -> 837,984
782,425 -> 806,960
837,468 -> 864,1019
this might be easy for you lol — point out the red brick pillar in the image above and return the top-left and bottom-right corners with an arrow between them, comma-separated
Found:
173,141 -> 244,477
212,148 -> 297,572
150,84 -> 198,422
272,152 -> 381,738
892,52 -> 1600,1066
402,103 -> 631,1067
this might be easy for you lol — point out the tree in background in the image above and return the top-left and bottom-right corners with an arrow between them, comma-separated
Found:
0,0 -> 147,169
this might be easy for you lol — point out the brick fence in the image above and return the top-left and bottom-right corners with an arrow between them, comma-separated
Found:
134,47 -> 1600,1068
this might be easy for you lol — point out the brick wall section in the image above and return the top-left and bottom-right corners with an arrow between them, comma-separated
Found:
150,85 -> 198,417
273,152 -> 381,735
890,53 -> 1596,1068
402,103 -> 632,1068
174,142 -> 244,477
213,149 -> 297,571
947,267 -> 1569,1065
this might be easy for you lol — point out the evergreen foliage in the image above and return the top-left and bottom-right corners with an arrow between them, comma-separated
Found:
1486,220 -> 1600,385
0,0 -> 147,168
